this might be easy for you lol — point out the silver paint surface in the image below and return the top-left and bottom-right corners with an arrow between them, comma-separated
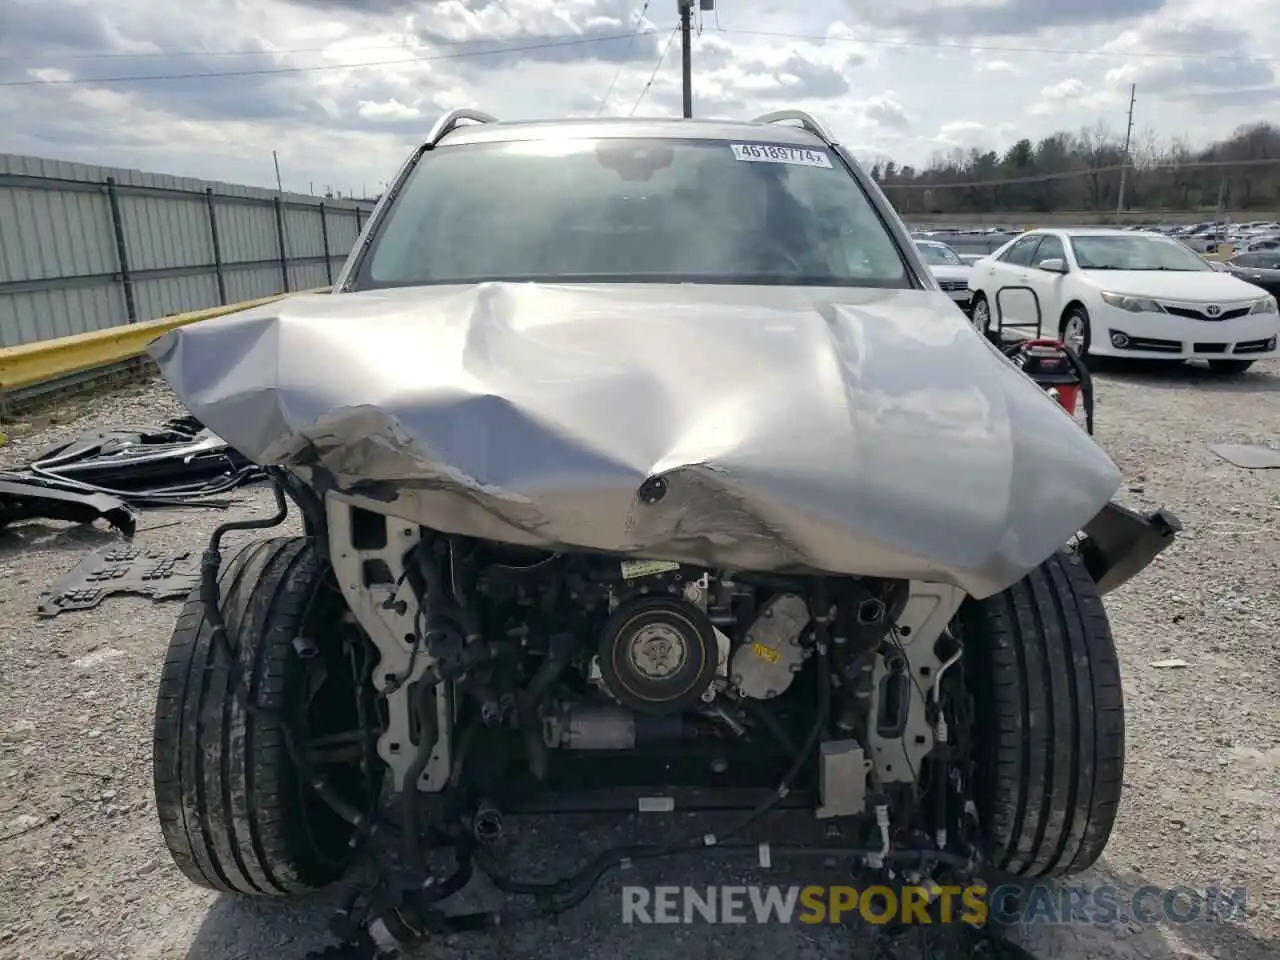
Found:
147,282 -> 1122,598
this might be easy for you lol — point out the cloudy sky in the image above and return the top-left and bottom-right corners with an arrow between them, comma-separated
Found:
0,0 -> 1275,195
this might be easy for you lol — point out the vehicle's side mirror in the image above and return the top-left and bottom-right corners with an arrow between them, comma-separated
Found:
1209,261 -> 1229,272
1037,258 -> 1067,273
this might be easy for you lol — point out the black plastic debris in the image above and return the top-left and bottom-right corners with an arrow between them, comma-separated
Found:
1,416 -> 263,521
27,415 -> 264,500
38,545 -> 199,617
0,479 -> 138,537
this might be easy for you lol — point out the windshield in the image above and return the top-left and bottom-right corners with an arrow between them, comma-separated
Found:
914,241 -> 963,266
354,137 -> 911,289
1068,234 -> 1213,272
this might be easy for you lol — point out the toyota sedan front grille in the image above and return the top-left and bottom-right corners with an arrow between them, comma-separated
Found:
1161,305 -> 1250,322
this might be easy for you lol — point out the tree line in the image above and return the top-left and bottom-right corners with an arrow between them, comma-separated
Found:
869,121 -> 1280,216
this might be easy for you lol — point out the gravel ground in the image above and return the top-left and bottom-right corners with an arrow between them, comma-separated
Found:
1,366 -> 1278,960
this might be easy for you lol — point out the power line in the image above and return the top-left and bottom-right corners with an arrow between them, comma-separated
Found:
878,156 -> 1280,191
0,39 -> 450,61
0,32 -> 648,87
629,27 -> 679,116
597,0 -> 654,117
3,25 -> 1277,67
714,28 -> 1280,65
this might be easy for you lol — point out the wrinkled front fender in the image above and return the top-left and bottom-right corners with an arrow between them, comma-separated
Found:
1076,501 -> 1182,596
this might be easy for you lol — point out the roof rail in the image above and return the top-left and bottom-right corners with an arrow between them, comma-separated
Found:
426,109 -> 499,147
751,110 -> 838,147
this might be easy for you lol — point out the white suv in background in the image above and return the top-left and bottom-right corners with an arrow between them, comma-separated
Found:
967,228 -> 1280,373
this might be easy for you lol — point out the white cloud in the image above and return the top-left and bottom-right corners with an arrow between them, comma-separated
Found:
1041,78 -> 1090,101
0,0 -> 1275,190
864,93 -> 911,131
976,60 -> 1020,75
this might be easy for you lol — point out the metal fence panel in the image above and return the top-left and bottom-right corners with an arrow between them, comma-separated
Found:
0,152 -> 373,344
0,185 -> 117,285
288,262 -> 330,292
2,286 -> 123,346
223,265 -> 287,304
326,213 -> 361,258
285,207 -> 325,259
133,275 -> 222,321
121,195 -> 212,272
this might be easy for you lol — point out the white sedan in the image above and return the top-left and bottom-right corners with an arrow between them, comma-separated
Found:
913,239 -> 973,312
967,228 -> 1280,373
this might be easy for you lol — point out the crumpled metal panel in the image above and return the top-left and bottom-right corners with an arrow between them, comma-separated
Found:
147,282 -> 1122,598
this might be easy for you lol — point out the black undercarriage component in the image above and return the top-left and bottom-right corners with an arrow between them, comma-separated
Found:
38,545 -> 198,616
1076,500 -> 1182,596
0,477 -> 137,536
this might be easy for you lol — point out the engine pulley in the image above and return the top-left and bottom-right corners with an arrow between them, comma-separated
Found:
596,595 -> 719,714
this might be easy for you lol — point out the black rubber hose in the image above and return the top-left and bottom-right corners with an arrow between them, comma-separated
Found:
517,631 -> 581,780
743,697 -> 800,758
1067,348 -> 1096,435
401,673 -> 442,879
199,472 -> 289,628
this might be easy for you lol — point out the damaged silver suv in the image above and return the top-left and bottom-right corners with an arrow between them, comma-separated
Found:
147,109 -> 1179,957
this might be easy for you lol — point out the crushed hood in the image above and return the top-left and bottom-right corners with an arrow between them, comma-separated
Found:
148,282 -> 1123,598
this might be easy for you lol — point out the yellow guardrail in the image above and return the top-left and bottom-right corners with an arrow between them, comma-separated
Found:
0,288 -> 327,393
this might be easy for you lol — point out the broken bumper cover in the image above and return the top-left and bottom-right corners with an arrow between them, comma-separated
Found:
1077,500 -> 1182,596
0,478 -> 138,537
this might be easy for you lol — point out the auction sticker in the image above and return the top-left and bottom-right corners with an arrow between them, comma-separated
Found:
730,143 -> 832,167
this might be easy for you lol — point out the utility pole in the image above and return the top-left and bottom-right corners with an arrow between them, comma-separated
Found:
272,150 -> 283,194
1115,84 -> 1136,220
678,0 -> 693,118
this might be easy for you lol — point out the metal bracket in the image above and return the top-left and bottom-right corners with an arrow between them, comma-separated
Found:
426,109 -> 500,148
751,110 -> 839,147
866,581 -> 965,784
324,493 -> 453,792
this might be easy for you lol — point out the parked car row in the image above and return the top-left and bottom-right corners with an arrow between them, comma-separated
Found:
1214,250 -> 1280,297
914,230 -> 1280,374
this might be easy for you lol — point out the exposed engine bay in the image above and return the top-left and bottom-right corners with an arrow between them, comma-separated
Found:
312,485 -> 982,932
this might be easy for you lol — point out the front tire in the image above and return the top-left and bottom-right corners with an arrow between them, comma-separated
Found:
1060,305 -> 1093,361
970,293 -> 991,336
961,550 -> 1124,879
153,536 -> 373,896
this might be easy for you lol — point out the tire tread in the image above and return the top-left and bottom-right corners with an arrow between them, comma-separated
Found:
152,536 -> 349,897
963,549 -> 1124,879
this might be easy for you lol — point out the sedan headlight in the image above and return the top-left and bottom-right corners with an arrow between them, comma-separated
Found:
1249,296 -> 1278,314
1100,291 -> 1166,313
